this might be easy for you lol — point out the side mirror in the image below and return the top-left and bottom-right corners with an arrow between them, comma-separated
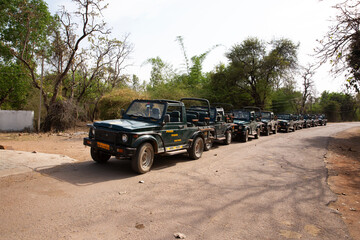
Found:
164,114 -> 170,124
120,109 -> 125,118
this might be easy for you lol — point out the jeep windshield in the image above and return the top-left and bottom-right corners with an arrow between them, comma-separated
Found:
261,112 -> 271,119
125,101 -> 165,120
277,114 -> 290,120
233,111 -> 249,121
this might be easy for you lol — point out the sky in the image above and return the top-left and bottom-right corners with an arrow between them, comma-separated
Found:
46,0 -> 346,95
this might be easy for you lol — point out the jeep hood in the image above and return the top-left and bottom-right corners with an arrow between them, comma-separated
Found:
233,119 -> 249,125
93,119 -> 160,132
278,119 -> 289,123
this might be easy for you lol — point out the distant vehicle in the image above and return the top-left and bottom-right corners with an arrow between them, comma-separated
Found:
294,114 -> 305,129
232,109 -> 262,142
207,106 -> 235,148
261,111 -> 278,135
277,114 -> 297,132
303,114 -> 313,128
318,114 -> 327,126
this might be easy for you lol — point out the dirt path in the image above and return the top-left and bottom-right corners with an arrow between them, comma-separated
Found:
325,127 -> 360,240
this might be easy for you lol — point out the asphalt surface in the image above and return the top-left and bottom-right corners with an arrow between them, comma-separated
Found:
0,122 -> 359,240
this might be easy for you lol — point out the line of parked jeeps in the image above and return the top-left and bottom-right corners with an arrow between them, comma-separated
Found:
84,98 -> 327,173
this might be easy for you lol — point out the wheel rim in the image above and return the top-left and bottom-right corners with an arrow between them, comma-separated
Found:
195,139 -> 203,158
140,147 -> 152,168
227,132 -> 231,144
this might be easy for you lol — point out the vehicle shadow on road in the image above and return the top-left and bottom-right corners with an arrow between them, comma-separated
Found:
34,158 -> 137,186
35,151 -> 205,185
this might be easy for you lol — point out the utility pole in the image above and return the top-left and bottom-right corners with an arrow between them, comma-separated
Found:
38,53 -> 44,132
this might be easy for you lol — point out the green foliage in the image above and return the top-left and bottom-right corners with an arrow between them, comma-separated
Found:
0,63 -> 30,109
144,57 -> 175,87
97,88 -> 147,120
271,88 -> 302,114
319,91 -> 359,121
0,0 -> 52,61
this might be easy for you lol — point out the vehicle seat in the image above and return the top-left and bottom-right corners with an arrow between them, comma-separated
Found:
186,113 -> 198,124
151,108 -> 161,119
170,111 -> 181,122
198,112 -> 209,126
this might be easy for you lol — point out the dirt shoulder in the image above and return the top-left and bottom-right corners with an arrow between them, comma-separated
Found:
0,124 -> 89,161
325,126 -> 360,240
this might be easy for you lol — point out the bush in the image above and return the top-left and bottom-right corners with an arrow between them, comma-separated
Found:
97,88 -> 147,120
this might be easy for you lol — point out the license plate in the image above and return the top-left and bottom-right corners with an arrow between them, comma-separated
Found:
97,142 -> 110,150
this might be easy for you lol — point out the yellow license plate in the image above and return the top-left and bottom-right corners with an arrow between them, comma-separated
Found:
97,142 -> 110,150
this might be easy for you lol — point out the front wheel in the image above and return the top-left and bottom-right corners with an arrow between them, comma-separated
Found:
132,142 -> 154,174
91,147 -> 111,163
265,126 -> 270,136
273,126 -> 277,134
241,130 -> 248,142
204,140 -> 213,151
188,137 -> 204,160
254,128 -> 260,139
224,131 -> 232,145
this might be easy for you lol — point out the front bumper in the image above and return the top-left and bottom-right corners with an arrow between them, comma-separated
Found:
83,137 -> 136,157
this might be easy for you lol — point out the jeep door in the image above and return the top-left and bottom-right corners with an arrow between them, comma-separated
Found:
161,105 -> 187,147
214,110 -> 226,138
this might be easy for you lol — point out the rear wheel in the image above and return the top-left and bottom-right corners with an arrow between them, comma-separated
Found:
132,142 -> 154,174
224,131 -> 232,145
188,137 -> 204,160
91,147 -> 111,163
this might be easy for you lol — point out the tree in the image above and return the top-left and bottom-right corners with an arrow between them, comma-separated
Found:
0,0 -> 53,107
300,64 -> 316,113
316,0 -> 360,92
144,57 -> 176,88
226,37 -> 298,108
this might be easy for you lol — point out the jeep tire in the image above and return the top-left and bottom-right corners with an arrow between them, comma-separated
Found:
224,131 -> 232,145
132,142 -> 154,174
255,128 -> 260,139
265,126 -> 270,136
204,140 -> 213,151
241,130 -> 249,142
273,126 -> 277,134
188,137 -> 204,160
91,147 -> 111,163
286,126 -> 290,133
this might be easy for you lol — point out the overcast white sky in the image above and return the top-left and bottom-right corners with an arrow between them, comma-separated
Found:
47,0 -> 345,94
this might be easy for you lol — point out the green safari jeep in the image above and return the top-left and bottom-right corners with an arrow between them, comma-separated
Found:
84,99 -> 214,174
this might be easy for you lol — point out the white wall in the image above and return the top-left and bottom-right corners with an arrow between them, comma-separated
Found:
0,110 -> 34,132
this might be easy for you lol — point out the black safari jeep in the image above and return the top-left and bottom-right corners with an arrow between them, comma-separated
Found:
84,99 -> 214,174
277,114 -> 297,132
232,109 -> 261,142
261,111 -> 278,135
207,106 -> 235,148
318,114 -> 327,126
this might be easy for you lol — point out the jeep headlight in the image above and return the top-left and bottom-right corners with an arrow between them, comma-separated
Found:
122,134 -> 128,143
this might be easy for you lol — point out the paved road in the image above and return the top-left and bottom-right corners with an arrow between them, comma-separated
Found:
0,122 -> 359,240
